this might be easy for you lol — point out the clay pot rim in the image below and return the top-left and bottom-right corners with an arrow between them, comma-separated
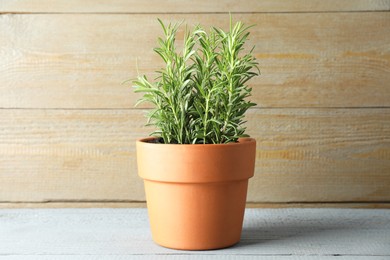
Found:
136,136 -> 256,183
137,137 -> 255,147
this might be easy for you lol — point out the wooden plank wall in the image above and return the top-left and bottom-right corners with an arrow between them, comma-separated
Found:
0,0 -> 389,207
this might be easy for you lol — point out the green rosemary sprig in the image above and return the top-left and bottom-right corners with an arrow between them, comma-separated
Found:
133,17 -> 259,144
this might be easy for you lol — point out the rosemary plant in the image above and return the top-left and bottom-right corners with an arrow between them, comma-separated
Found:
133,18 -> 259,144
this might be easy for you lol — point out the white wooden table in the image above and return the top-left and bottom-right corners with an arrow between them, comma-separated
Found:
0,208 -> 389,259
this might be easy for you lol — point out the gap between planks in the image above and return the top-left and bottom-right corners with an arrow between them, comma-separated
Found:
1,202 -> 390,209
1,107 -> 390,110
2,10 -> 390,15
0,0 -> 389,13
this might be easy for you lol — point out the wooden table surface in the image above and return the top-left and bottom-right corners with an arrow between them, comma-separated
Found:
0,208 -> 389,259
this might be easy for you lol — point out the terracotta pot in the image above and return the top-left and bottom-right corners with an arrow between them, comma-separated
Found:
136,137 -> 256,250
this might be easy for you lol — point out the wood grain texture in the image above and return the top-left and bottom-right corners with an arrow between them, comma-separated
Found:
0,108 -> 388,203
1,13 -> 389,109
1,1 -> 389,206
0,109 -> 150,202
246,108 -> 390,202
0,208 -> 389,258
1,0 -> 389,13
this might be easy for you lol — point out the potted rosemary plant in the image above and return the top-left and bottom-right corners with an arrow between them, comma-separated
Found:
133,18 -> 259,250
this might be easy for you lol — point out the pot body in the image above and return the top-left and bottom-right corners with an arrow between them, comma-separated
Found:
136,137 -> 256,250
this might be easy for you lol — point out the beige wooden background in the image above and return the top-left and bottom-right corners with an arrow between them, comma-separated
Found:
0,0 -> 389,207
